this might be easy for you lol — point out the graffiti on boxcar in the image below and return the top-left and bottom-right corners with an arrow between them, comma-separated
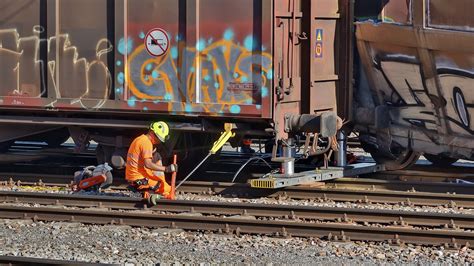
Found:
122,30 -> 272,114
0,29 -> 44,98
375,57 -> 474,135
0,27 -> 271,114
0,28 -> 112,109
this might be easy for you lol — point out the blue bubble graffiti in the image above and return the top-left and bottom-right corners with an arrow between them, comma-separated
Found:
262,87 -> 269,98
118,37 -> 134,55
171,47 -> 178,59
117,72 -> 125,85
244,35 -> 256,51
266,69 -> 273,80
127,96 -> 137,107
224,29 -> 235,41
230,105 -> 241,114
196,39 -> 206,52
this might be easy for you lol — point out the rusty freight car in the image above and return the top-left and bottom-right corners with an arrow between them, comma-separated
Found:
0,0 -> 353,180
355,0 -> 474,169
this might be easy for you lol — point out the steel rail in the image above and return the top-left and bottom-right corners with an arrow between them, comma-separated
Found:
179,181 -> 474,208
0,203 -> 472,247
0,256 -> 113,265
325,178 -> 474,194
2,172 -> 474,192
366,169 -> 474,182
2,175 -> 474,208
1,191 -> 474,230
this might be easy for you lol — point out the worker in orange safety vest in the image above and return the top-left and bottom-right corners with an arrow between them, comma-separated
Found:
126,121 -> 177,204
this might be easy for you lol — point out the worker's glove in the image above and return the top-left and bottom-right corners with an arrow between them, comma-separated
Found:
165,164 -> 178,173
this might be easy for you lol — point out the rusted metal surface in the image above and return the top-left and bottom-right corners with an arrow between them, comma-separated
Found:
0,0 -> 351,132
272,0 -> 348,140
355,0 -> 474,160
0,0 -> 357,163
0,0 -> 272,118
1,195 -> 474,246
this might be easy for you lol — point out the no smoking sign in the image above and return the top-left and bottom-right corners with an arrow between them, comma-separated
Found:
145,28 -> 170,57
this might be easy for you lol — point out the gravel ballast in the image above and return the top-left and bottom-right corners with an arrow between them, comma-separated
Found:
0,219 -> 473,264
1,185 -> 474,264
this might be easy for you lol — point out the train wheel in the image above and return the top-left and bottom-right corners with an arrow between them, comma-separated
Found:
360,138 -> 420,170
424,154 -> 458,167
370,148 -> 420,171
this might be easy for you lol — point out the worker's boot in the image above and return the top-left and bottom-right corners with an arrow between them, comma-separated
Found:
147,194 -> 163,206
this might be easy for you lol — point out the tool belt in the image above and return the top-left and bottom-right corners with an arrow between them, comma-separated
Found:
129,178 -> 161,191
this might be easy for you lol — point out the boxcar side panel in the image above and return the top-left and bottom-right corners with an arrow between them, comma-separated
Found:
0,0 -> 273,119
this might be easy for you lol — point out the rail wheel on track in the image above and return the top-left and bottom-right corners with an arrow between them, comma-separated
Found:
360,136 -> 420,170
371,148 -> 420,171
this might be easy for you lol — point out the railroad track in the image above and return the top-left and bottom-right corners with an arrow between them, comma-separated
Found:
0,191 -> 473,247
2,173 -> 474,208
365,168 -> 474,183
179,181 -> 474,208
0,255 -> 111,265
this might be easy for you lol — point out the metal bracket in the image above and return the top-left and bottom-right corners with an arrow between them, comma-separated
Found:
249,163 -> 384,189
250,167 -> 344,189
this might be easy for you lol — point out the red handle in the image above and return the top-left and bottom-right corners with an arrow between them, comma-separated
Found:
170,154 -> 177,200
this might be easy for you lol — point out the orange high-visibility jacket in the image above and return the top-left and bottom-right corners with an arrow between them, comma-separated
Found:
126,134 -> 157,181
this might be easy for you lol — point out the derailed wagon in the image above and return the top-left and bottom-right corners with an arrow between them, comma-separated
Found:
355,0 -> 474,169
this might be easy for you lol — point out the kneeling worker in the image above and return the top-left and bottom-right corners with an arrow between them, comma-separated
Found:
126,121 -> 178,203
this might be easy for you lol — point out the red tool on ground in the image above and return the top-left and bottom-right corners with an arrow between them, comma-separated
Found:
73,164 -> 113,192
78,174 -> 107,191
169,154 -> 177,200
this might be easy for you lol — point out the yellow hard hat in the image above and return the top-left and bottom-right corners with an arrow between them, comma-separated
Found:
150,121 -> 170,142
